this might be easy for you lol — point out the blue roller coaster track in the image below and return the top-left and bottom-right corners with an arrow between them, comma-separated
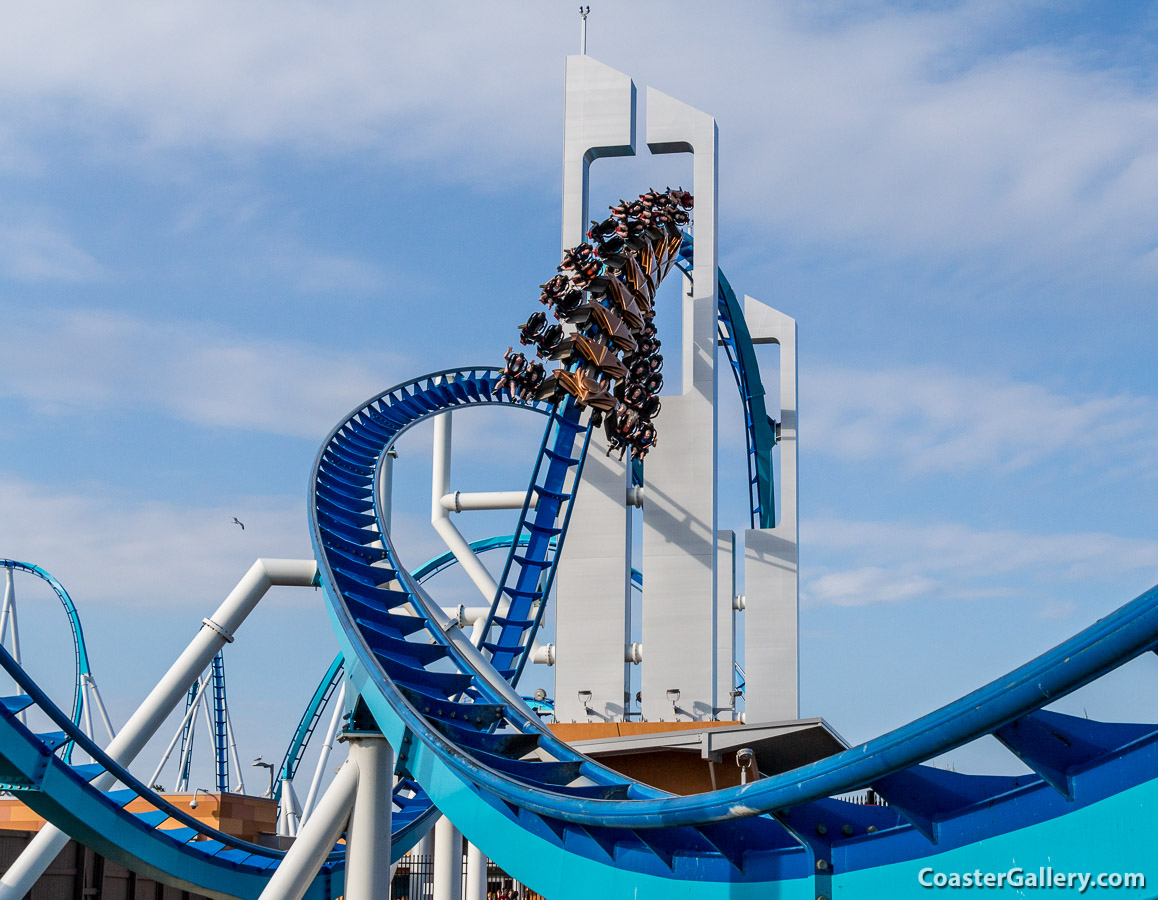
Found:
0,560 -> 93,765
1,232 -> 1156,899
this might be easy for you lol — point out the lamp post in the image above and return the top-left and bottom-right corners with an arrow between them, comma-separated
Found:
252,757 -> 275,798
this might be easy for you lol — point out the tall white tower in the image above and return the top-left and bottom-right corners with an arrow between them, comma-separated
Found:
551,56 -> 799,727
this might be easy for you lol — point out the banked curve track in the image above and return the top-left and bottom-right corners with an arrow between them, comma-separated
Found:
313,362 -> 1158,896
2,236 -> 1157,897
0,245 -> 773,900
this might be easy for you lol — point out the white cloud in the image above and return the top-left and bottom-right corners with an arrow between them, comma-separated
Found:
0,222 -> 104,283
1,0 -> 1155,287
805,364 -> 1158,478
801,516 -> 1158,609
0,306 -> 401,438
0,474 -> 312,611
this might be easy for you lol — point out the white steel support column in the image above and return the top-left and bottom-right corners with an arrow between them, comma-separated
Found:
640,88 -> 720,722
741,297 -> 799,722
258,759 -> 359,900
554,53 -> 638,723
343,735 -> 394,900
433,816 -> 463,900
431,413 -> 500,620
0,558 -> 318,900
0,569 -> 12,645
465,842 -> 487,900
300,680 -> 347,826
3,570 -> 25,724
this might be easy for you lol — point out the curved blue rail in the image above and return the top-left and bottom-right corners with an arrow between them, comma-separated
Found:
312,362 -> 1158,897
675,240 -> 777,528
0,560 -> 93,764
0,638 -> 444,899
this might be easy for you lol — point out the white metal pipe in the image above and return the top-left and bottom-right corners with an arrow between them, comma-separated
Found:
465,842 -> 487,900
439,491 -> 536,513
257,760 -> 358,900
343,735 -> 394,900
300,681 -> 346,826
81,679 -> 95,762
0,558 -> 317,900
84,675 -> 118,741
432,816 -> 462,900
176,681 -> 212,793
379,447 -> 397,532
191,686 -> 218,793
225,710 -> 246,794
278,778 -> 301,838
149,675 -> 209,789
0,569 -> 13,656
431,414 -> 501,614
7,584 -> 23,722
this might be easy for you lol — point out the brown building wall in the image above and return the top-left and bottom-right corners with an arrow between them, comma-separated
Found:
0,796 -> 276,845
0,831 -> 212,900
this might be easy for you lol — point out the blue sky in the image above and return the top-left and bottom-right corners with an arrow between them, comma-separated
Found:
1,0 -> 1158,789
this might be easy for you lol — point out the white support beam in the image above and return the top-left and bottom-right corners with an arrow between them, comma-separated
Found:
465,842 -> 487,900
258,758 -> 358,900
430,413 -> 501,616
742,297 -> 799,722
440,491 -> 537,513
0,559 -> 318,900
343,735 -> 394,900
554,54 -> 638,724
640,87 -> 720,722
433,816 -> 463,900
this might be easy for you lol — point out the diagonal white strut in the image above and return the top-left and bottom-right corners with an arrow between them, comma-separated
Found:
0,558 -> 318,900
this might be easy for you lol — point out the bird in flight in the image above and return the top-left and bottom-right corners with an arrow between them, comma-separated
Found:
231,517 -> 245,531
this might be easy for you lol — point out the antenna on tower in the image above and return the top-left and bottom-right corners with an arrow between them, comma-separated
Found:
579,6 -> 591,55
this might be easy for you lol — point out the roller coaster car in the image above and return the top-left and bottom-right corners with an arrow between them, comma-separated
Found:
621,255 -> 654,312
553,288 -> 585,318
637,394 -> 662,421
546,369 -> 617,412
553,301 -> 603,329
599,251 -> 627,272
588,305 -> 637,354
604,278 -> 645,330
637,334 -> 661,357
549,335 -> 629,382
588,218 -> 618,242
615,218 -> 647,243
595,232 -> 625,255
630,422 -> 657,459
620,382 -> 649,408
534,323 -> 565,357
491,347 -> 528,399
570,261 -> 601,290
539,274 -> 568,305
533,372 -> 566,406
559,243 -> 596,272
518,311 -> 547,345
515,361 -> 545,402
603,407 -> 634,457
